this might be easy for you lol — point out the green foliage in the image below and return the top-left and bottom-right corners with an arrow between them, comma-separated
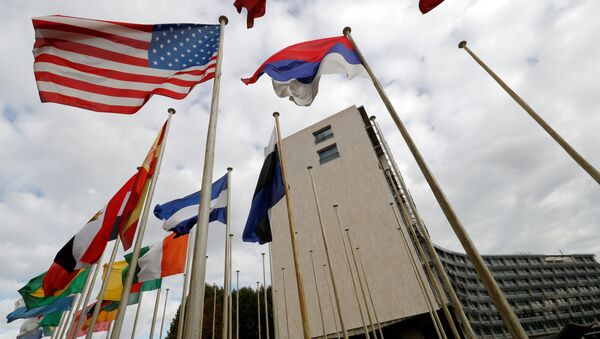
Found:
165,284 -> 274,339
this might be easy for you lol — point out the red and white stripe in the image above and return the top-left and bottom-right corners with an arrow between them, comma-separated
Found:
32,15 -> 217,114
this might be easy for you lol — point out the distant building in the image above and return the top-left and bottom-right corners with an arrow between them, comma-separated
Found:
269,105 -> 600,338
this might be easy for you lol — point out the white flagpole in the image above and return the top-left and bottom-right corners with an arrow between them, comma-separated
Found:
84,238 -> 121,339
65,259 -> 102,339
105,320 -> 113,339
257,281 -> 262,339
111,108 -> 176,339
261,253 -> 270,339
332,205 -> 369,339
268,245 -> 279,339
184,16 -> 228,339
323,264 -> 341,339
343,27 -> 527,339
355,248 -> 384,339
281,268 -> 290,339
307,166 -> 349,339
309,250 -> 328,339
130,291 -> 144,339
212,284 -> 217,339
51,308 -> 68,339
236,270 -> 240,339
177,227 -> 196,339
222,169 -> 233,339
228,234 -> 233,339
159,288 -> 170,339
150,287 -> 162,339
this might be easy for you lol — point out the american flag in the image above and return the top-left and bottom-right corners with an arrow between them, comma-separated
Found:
32,15 -> 220,114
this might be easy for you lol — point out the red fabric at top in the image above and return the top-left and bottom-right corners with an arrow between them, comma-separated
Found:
419,0 -> 445,14
242,36 -> 353,84
234,0 -> 266,29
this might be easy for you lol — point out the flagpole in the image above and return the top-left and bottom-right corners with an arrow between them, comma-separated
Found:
64,260 -> 101,339
105,320 -> 113,339
228,234 -> 234,339
177,227 -> 196,339
52,308 -> 68,339
383,167 -> 458,339
281,268 -> 290,339
58,269 -> 87,339
160,288 -> 170,339
150,288 -> 162,339
323,264 -> 341,339
370,116 -> 475,339
222,169 -> 233,339
343,27 -> 528,339
307,166 -> 349,339
257,281 -> 262,339
130,291 -> 144,339
332,205 -> 370,339
111,108 -> 176,339
389,203 -> 445,339
343,230 -> 378,339
85,238 -> 121,339
272,112 -> 312,339
355,248 -> 384,339
236,270 -> 240,339
309,250 -> 328,339
185,16 -> 228,339
211,285 -> 217,339
268,245 -> 279,339
459,41 -> 600,185
261,253 -> 271,339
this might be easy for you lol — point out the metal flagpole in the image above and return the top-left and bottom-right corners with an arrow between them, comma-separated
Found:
355,248 -> 384,339
222,169 -> 233,339
459,41 -> 600,185
343,27 -> 528,339
177,228 -> 196,339
307,166 -> 349,339
332,205 -> 370,339
52,308 -> 67,339
111,108 -> 176,339
130,291 -> 144,339
389,203 -> 445,339
370,116 -> 475,339
268,245 -> 279,339
212,285 -> 217,339
383,168 -> 458,339
281,268 -> 290,339
150,288 -> 162,339
344,230 -> 378,339
160,288 -> 170,339
257,281 -> 262,339
236,270 -> 240,339
261,253 -> 271,339
59,270 -> 87,339
309,250 -> 328,339
184,16 -> 228,339
272,112 -> 312,339
228,234 -> 234,339
105,320 -> 113,339
67,259 -> 102,339
323,264 -> 341,339
85,237 -> 122,339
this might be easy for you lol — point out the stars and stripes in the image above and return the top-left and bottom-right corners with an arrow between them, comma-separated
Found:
32,15 -> 220,114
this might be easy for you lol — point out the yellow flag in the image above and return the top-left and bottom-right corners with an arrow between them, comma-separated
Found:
102,261 -> 128,301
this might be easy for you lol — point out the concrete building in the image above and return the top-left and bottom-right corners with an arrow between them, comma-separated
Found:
268,105 -> 600,339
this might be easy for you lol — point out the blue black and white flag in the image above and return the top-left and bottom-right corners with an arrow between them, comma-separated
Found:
153,174 -> 228,236
243,128 -> 285,244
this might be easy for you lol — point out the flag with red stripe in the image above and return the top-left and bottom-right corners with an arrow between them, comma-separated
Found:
32,15 -> 220,114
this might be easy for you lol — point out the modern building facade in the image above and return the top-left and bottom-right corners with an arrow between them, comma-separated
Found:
269,105 -> 600,339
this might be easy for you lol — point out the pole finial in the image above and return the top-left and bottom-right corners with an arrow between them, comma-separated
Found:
370,115 -> 376,121
458,41 -> 467,49
389,202 -> 394,206
307,165 -> 313,170
273,112 -> 280,118
333,204 -> 338,208
345,228 -> 349,232
309,250 -> 313,253
219,16 -> 229,25
227,167 -> 233,172
168,108 -> 176,114
229,233 -> 233,237
343,27 -> 352,35
261,252 -> 265,256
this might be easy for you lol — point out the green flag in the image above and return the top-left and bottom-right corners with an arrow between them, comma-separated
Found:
19,269 -> 90,309
122,247 -> 162,301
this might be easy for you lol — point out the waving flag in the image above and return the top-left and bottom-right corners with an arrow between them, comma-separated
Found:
419,0 -> 445,13
243,128 -> 284,244
19,269 -> 89,309
242,36 -> 367,106
136,233 -> 188,282
234,0 -> 266,28
32,15 -> 220,114
6,296 -> 74,323
154,173 -> 228,236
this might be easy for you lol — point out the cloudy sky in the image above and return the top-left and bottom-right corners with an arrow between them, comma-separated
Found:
1,0 -> 599,337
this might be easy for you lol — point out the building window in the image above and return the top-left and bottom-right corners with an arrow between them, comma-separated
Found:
313,125 -> 334,144
318,144 -> 340,164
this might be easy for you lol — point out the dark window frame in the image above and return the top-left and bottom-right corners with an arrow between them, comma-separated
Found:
313,125 -> 334,144
317,143 -> 340,164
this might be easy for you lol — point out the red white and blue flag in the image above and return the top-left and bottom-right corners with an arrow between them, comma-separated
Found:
32,15 -> 220,114
242,36 -> 367,106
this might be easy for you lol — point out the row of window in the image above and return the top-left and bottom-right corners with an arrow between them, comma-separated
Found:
312,125 -> 340,164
